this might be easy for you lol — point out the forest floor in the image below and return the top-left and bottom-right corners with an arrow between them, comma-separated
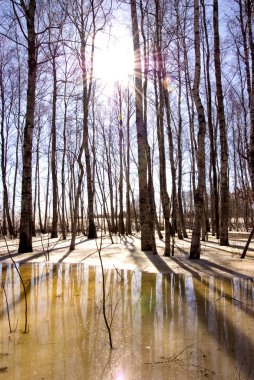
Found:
0,230 -> 254,279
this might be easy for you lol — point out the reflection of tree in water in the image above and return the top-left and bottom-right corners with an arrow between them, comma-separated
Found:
140,272 -> 156,378
0,266 -> 254,379
191,276 -> 253,379
137,274 -> 253,379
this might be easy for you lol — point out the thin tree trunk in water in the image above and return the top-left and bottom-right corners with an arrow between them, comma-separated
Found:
190,0 -> 206,259
213,0 -> 229,246
130,0 -> 157,253
18,0 -> 37,253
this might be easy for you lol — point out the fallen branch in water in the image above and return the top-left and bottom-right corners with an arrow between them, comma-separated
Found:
145,344 -> 194,365
216,294 -> 253,307
145,344 -> 215,377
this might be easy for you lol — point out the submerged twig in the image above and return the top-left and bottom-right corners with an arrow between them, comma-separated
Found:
145,343 -> 195,365
145,344 -> 215,376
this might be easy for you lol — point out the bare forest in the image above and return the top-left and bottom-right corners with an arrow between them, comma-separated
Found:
1,1 -> 254,379
0,0 -> 254,258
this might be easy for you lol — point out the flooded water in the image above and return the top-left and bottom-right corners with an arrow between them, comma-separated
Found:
0,263 -> 254,379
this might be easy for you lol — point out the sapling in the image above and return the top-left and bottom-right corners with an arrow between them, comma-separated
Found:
95,227 -> 113,349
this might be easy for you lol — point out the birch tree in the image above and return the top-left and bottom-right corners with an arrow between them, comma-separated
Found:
130,0 -> 157,253
213,0 -> 229,246
190,0 -> 206,259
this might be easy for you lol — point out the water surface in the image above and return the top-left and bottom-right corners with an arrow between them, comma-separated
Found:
0,263 -> 253,379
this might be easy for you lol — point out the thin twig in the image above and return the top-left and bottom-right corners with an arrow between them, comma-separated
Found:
95,230 -> 113,349
145,344 -> 215,376
144,344 -> 195,364
113,265 -> 124,281
40,234 -> 62,261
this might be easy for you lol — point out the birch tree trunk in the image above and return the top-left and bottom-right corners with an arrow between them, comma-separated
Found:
50,56 -> 58,238
153,0 -> 171,255
201,0 -> 219,239
69,1 -> 100,249
245,0 -> 254,193
190,0 -> 206,259
213,0 -> 229,246
0,58 -> 14,236
125,89 -> 132,235
130,0 -> 157,253
176,13 -> 188,239
118,86 -> 125,235
140,0 -> 162,241
18,0 -> 37,253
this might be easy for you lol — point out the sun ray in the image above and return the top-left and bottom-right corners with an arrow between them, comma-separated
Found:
94,26 -> 134,86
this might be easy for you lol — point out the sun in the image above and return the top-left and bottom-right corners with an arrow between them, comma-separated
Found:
94,27 -> 134,86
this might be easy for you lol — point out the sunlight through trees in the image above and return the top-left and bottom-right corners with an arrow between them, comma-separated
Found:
0,0 -> 254,257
